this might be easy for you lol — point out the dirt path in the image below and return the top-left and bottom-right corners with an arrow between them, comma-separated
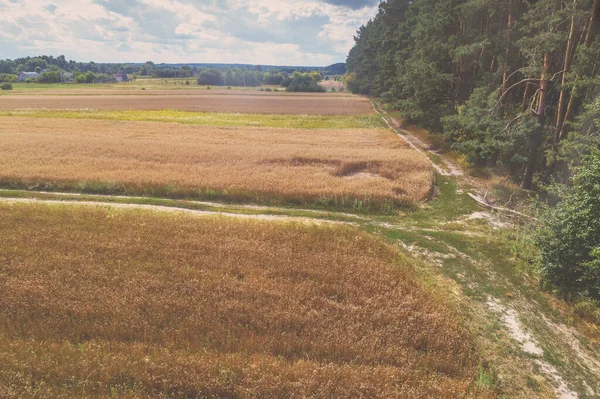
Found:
370,99 -> 599,399
0,197 -> 348,225
370,100 -> 463,177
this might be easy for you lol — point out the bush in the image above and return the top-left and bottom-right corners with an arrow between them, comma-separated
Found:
285,72 -> 326,93
37,71 -> 62,84
535,150 -> 600,299
0,73 -> 17,83
265,87 -> 272,92
185,80 -> 190,85
1,83 -> 13,91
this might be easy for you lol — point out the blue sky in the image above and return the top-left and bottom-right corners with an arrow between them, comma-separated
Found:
0,0 -> 380,65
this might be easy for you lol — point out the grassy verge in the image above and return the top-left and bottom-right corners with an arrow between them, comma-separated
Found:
0,180 -> 415,214
0,189 -> 363,223
363,176 -> 600,398
0,109 -> 383,129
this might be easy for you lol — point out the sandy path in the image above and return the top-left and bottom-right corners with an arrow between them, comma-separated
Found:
0,197 -> 348,225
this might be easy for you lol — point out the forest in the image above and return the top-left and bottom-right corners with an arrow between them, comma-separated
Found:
347,0 -> 600,300
346,0 -> 599,190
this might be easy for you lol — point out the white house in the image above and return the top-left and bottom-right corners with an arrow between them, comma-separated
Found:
17,72 -> 39,82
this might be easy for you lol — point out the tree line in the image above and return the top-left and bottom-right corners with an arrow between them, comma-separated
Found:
346,0 -> 599,190
347,0 -> 600,301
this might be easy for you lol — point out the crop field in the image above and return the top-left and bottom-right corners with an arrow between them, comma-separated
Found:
0,109 -> 382,129
0,117 -> 432,210
0,203 -> 476,398
0,91 -> 373,115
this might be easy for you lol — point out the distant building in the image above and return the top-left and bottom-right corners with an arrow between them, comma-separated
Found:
114,71 -> 129,82
62,72 -> 74,82
17,72 -> 39,82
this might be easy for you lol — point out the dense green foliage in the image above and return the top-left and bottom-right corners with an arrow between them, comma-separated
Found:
0,74 -> 16,83
73,71 -> 116,84
536,151 -> 600,299
0,83 -> 13,91
347,0 -> 600,189
1,57 -> 343,88
285,72 -> 325,92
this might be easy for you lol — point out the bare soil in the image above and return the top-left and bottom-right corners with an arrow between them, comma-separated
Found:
0,92 -> 374,115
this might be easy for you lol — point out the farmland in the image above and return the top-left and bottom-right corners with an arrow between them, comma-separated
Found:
6,82 -> 597,398
0,203 -> 475,398
0,115 -> 431,210
0,90 -> 373,115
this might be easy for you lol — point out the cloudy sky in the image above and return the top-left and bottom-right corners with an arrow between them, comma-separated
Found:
0,0 -> 380,66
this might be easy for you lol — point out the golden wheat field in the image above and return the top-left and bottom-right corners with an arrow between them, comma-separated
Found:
0,203 -> 475,398
0,117 -> 432,209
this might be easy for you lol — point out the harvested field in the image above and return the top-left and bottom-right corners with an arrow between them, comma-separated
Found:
0,117 -> 432,209
0,203 -> 476,398
0,92 -> 374,115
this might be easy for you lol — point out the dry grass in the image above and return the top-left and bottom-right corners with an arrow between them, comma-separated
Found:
0,117 -> 432,210
0,202 -> 476,398
0,92 -> 373,115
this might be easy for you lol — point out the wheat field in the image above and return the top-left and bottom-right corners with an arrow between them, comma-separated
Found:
0,203 -> 476,398
0,117 -> 432,210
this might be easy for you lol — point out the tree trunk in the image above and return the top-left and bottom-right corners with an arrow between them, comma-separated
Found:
500,0 -> 514,118
521,81 -> 532,111
557,2 -> 599,141
521,52 -> 551,190
585,0 -> 600,47
555,0 -> 578,136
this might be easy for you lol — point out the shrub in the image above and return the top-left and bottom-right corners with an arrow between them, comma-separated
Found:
265,87 -> 272,92
37,70 -> 62,83
285,72 -> 326,93
185,80 -> 190,85
1,83 -> 13,91
0,73 -> 17,83
536,150 -> 600,299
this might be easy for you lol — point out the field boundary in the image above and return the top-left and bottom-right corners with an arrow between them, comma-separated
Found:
0,197 -> 348,225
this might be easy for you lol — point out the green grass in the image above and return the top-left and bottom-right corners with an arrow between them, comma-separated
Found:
0,109 -> 383,129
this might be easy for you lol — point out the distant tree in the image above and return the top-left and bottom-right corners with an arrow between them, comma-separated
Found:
26,58 -> 48,72
74,71 -> 96,84
37,70 -> 63,83
197,68 -> 224,86
139,61 -> 155,76
285,72 -> 325,92
34,66 -> 42,74
0,60 -> 15,74
0,74 -> 17,83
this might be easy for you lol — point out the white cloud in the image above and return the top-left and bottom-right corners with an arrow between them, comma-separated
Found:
0,0 -> 378,65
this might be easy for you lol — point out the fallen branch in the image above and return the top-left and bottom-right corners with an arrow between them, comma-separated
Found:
467,192 -> 536,220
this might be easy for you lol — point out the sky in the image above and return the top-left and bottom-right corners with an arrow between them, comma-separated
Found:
0,0 -> 380,66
